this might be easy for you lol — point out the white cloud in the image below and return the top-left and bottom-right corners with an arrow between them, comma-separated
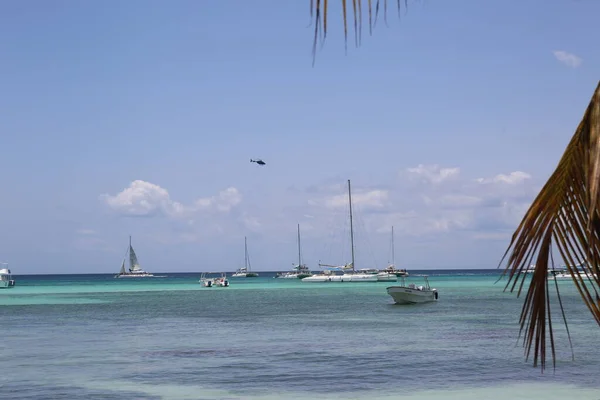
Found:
553,50 -> 582,68
100,180 -> 241,217
195,187 -> 241,212
323,189 -> 389,209
406,164 -> 460,184
476,171 -> 531,185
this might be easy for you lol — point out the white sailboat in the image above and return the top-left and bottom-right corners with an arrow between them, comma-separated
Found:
302,180 -> 378,283
0,262 -> 15,289
379,226 -> 408,279
276,224 -> 313,279
231,236 -> 259,278
114,236 -> 155,278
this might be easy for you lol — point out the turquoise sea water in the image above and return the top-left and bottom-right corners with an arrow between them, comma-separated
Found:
1,270 -> 599,399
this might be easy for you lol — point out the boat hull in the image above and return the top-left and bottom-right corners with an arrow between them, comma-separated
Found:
386,286 -> 438,304
116,274 -> 155,278
376,273 -> 397,282
0,280 -> 15,289
231,273 -> 259,278
302,273 -> 378,282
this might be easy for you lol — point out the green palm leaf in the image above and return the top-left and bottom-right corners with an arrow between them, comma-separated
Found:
499,81 -> 600,371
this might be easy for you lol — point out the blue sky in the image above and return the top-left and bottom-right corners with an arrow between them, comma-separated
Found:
1,1 -> 599,274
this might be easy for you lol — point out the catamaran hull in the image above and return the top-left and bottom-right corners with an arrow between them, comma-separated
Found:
116,274 -> 155,278
376,273 -> 397,282
302,274 -> 378,282
386,287 -> 438,304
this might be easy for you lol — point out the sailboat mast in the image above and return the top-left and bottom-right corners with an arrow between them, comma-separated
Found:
348,179 -> 355,272
297,224 -> 302,267
391,226 -> 395,266
244,236 -> 248,270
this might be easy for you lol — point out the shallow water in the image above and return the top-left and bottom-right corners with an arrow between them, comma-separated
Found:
1,270 -> 599,399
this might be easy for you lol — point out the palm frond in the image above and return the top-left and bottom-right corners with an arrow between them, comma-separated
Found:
499,81 -> 600,371
310,0 -> 410,64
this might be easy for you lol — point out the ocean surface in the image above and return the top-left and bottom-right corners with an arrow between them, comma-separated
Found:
1,269 -> 599,399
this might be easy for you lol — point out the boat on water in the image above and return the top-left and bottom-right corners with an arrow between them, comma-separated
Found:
200,272 -> 230,287
358,268 -> 397,282
386,276 -> 438,304
114,236 -> 155,278
551,268 -> 598,280
302,180 -> 378,283
0,263 -> 15,289
231,237 -> 259,278
380,226 -> 408,278
276,224 -> 313,279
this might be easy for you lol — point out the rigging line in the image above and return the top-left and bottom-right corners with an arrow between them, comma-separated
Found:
355,202 -> 380,268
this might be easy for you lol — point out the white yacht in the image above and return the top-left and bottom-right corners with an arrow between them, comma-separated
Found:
386,276 -> 438,304
302,180 -> 378,283
200,272 -> 230,287
276,224 -> 313,279
114,236 -> 155,278
0,263 -> 15,289
231,237 -> 259,278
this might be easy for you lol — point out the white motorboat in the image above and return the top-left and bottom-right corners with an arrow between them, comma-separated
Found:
200,272 -> 230,287
302,180 -> 378,283
276,224 -> 313,279
231,237 -> 259,278
0,263 -> 15,289
386,276 -> 438,304
114,236 -> 155,278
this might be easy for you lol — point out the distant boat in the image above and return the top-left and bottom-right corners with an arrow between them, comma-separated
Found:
380,226 -> 408,278
302,180 -> 378,283
0,262 -> 15,288
231,236 -> 259,278
275,224 -> 313,279
200,272 -> 230,287
386,276 -> 438,304
114,236 -> 155,278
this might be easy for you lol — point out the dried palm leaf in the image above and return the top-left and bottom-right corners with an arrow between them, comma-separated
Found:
499,81 -> 600,371
310,0 -> 410,64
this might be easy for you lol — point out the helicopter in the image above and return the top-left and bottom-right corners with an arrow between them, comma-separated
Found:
250,159 -> 266,166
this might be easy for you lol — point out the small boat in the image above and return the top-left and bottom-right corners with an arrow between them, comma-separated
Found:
276,224 -> 313,279
114,236 -> 155,278
386,276 -> 438,304
380,227 -> 408,277
0,263 -> 15,289
231,237 -> 259,278
200,272 -> 230,287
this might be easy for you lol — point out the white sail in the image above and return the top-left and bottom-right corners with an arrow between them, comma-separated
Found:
129,245 -> 142,272
119,259 -> 126,274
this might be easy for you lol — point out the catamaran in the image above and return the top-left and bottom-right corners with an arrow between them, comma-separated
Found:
302,180 -> 378,283
114,236 -> 155,278
231,236 -> 259,278
0,262 -> 15,288
276,224 -> 313,279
